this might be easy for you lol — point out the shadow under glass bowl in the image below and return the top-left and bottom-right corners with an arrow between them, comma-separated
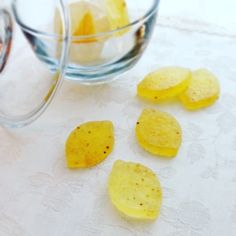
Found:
13,0 -> 160,84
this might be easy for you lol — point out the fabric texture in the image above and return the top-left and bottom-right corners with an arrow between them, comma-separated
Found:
0,12 -> 236,236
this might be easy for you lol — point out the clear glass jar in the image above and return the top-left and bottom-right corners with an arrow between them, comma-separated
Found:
0,0 -> 160,127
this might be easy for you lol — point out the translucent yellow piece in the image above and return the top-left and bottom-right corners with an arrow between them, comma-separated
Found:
54,1 -> 111,64
65,121 -> 114,169
137,67 -> 192,102
108,160 -> 162,220
74,12 -> 96,43
54,1 -> 110,37
136,109 -> 182,158
179,69 -> 220,110
104,0 -> 130,35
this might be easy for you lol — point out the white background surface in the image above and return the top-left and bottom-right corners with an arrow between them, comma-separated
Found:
160,0 -> 236,28
1,0 -> 236,236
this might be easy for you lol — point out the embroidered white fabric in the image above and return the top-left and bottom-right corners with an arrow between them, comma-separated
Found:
1,2 -> 236,235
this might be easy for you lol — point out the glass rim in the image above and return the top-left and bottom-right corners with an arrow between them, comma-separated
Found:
0,0 -> 70,128
12,0 -> 160,40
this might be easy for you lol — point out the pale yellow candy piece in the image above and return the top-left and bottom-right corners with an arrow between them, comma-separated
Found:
54,1 -> 110,64
54,0 -> 130,63
54,1 -> 110,36
179,69 -> 220,110
104,0 -> 130,34
54,0 -> 130,36
136,109 -> 182,158
108,160 -> 162,220
69,9 -> 107,64
137,67 -> 192,102
65,121 -> 114,169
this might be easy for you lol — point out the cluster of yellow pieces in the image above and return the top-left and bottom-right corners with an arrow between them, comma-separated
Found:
135,67 -> 220,158
65,67 -> 220,220
54,0 -> 219,223
66,107 -> 183,166
65,109 -> 181,220
137,67 -> 220,110
55,0 -> 130,41
65,119 -> 163,220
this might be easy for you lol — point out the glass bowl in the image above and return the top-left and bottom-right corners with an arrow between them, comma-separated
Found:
13,0 -> 160,84
0,0 -> 160,128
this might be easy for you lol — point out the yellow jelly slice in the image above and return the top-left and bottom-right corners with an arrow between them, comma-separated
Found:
137,67 -> 192,103
105,0 -> 130,34
65,121 -> 114,168
75,12 -> 96,43
108,160 -> 162,220
54,1 -> 111,63
55,1 -> 110,36
136,109 -> 182,158
179,69 -> 220,110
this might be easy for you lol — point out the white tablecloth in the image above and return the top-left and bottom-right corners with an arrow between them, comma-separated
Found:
1,2 -> 236,236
